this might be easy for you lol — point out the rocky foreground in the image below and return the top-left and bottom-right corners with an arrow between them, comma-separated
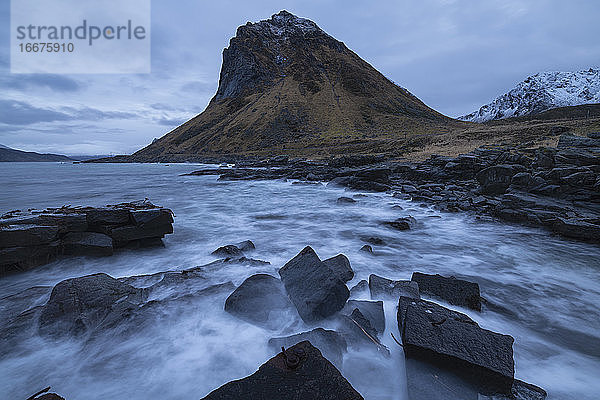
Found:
186,132 -> 600,243
0,200 -> 174,275
5,242 -> 547,400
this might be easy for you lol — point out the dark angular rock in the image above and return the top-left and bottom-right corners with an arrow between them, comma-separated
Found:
236,240 -> 256,252
86,208 -> 130,227
342,300 -> 385,335
279,246 -> 350,323
0,225 -> 59,248
110,224 -> 173,245
398,297 -> 514,394
212,244 -> 244,257
212,240 -> 255,257
0,243 -> 60,274
224,274 -> 295,328
268,328 -> 347,368
476,164 -> 527,194
201,340 -> 364,400
39,273 -> 147,337
322,254 -> 354,283
337,196 -> 357,204
62,232 -> 113,257
383,216 -> 416,230
359,244 -> 373,253
411,272 -> 481,311
130,208 -> 173,228
369,274 -> 419,300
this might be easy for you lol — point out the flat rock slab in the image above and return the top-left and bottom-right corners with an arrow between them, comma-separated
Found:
39,273 -> 147,337
225,274 -> 296,328
62,232 -> 113,257
398,297 -> 514,394
369,274 -> 419,300
411,272 -> 481,311
201,341 -> 364,400
279,246 -> 350,323
269,328 -> 347,368
1,201 -> 174,275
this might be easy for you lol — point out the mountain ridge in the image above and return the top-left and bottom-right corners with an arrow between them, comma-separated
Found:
0,147 -> 74,162
459,68 -> 600,122
129,10 -> 458,161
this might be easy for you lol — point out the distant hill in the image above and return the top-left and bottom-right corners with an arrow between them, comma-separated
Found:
0,146 -> 74,162
460,68 -> 600,122
129,10 -> 458,162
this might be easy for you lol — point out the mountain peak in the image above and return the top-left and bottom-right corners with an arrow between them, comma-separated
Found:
131,12 -> 453,161
460,68 -> 600,122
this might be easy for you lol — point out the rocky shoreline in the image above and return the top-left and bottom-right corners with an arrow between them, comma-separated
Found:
185,132 -> 600,243
0,200 -> 174,276
6,243 -> 547,400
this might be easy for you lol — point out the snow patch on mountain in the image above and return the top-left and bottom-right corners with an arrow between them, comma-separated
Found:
459,68 -> 600,122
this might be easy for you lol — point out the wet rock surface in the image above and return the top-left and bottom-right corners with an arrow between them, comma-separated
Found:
268,328 -> 347,368
0,200 -> 174,275
201,341 -> 364,400
398,297 -> 515,394
224,273 -> 296,328
278,246 -> 350,323
369,274 -> 420,300
411,272 -> 481,311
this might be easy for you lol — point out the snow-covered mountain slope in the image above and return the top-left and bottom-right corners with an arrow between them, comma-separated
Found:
459,68 -> 600,122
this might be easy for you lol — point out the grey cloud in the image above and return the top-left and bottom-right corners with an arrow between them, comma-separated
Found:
0,99 -> 71,125
0,100 -> 139,126
0,74 -> 81,92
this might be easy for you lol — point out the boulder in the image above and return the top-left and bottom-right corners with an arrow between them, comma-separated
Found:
476,164 -> 527,194
212,245 -> 244,257
411,272 -> 481,311
342,300 -> 385,336
212,240 -> 255,257
268,328 -> 347,367
279,247 -> 350,323
359,244 -> 373,253
39,273 -> 147,337
201,341 -> 364,400
62,232 -> 113,257
398,297 -> 514,394
322,254 -> 354,283
369,274 -> 419,300
337,196 -> 357,204
224,274 -> 296,328
383,216 -> 416,230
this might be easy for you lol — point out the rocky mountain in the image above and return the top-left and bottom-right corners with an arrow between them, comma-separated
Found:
131,11 -> 455,161
460,68 -> 600,122
0,146 -> 73,162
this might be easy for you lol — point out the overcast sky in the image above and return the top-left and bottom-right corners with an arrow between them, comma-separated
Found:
1,0 -> 599,155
